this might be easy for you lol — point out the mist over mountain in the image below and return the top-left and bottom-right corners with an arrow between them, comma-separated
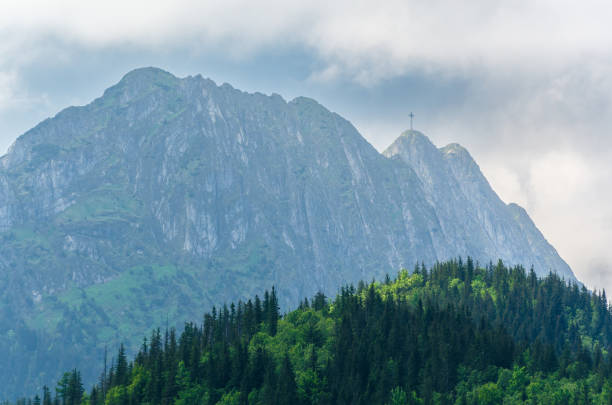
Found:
0,67 -> 575,398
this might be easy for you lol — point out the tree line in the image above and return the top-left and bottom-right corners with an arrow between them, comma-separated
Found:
7,259 -> 612,404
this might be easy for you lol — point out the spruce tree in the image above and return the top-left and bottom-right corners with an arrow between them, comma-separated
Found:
276,353 -> 297,405
254,295 -> 263,325
267,286 -> 279,336
115,344 -> 128,387
42,386 -> 51,405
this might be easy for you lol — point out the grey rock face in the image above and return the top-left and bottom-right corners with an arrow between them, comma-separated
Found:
383,131 -> 573,280
0,67 -> 576,398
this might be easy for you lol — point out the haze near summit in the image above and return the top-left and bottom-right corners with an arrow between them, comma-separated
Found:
2,0 -> 612,292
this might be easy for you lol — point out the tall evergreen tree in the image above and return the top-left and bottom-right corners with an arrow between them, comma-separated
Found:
115,344 -> 128,387
42,386 -> 51,405
276,353 -> 297,405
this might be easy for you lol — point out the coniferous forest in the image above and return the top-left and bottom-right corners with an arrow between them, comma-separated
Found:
8,258 -> 612,404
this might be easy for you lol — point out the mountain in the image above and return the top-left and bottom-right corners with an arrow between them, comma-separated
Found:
383,134 -> 572,278
0,67 -> 575,398
13,260 -> 610,405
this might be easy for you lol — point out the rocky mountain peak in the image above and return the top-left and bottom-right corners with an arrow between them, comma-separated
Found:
0,68 -> 577,398
382,130 -> 442,178
117,66 -> 178,86
384,129 -> 435,154
439,143 -> 487,184
440,142 -> 469,157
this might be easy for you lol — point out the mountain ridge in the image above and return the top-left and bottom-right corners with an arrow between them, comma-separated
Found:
383,130 -> 572,279
0,67 -> 576,398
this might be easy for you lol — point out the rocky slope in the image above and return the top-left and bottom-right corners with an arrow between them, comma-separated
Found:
0,67 -> 575,398
383,134 -> 572,278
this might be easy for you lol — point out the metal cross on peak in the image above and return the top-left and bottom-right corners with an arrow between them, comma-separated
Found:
409,112 -> 414,131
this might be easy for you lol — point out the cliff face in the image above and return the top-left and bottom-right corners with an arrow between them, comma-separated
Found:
0,67 -> 575,398
383,133 -> 572,279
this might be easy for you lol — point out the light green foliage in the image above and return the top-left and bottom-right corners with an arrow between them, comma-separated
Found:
104,386 -> 127,405
215,391 -> 240,405
471,382 -> 502,404
387,387 -> 408,405
55,187 -> 143,224
28,264 -> 203,344
381,270 -> 424,300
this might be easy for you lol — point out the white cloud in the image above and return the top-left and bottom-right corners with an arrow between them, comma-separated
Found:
3,1 -> 612,80
0,70 -> 49,111
529,151 -> 593,206
526,152 -> 612,291
482,165 -> 528,208
0,71 -> 18,110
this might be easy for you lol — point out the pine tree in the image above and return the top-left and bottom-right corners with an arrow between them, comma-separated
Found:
42,386 -> 52,405
267,286 -> 280,336
254,295 -> 263,325
115,344 -> 128,387
56,373 -> 69,405
71,370 -> 84,405
312,292 -> 326,311
275,353 -> 297,405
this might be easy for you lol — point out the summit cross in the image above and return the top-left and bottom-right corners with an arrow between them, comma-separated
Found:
409,112 -> 414,131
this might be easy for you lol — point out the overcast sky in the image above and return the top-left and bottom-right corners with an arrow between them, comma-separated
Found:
2,0 -> 612,292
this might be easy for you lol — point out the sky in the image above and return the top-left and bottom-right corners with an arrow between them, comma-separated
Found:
2,0 -> 612,292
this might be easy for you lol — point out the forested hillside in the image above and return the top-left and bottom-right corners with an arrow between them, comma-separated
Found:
9,259 -> 611,404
